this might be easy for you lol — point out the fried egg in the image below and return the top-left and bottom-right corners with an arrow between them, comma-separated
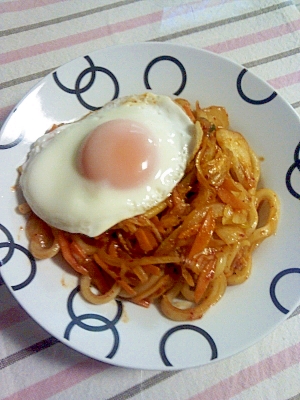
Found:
20,93 -> 196,237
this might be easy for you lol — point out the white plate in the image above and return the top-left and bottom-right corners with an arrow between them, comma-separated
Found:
0,43 -> 299,370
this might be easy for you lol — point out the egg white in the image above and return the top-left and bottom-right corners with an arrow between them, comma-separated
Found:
20,93 -> 196,237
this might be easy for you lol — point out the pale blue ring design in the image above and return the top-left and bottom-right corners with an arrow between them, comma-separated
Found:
144,55 -> 187,96
0,131 -> 24,149
0,108 -> 24,150
159,324 -> 218,367
53,55 -> 120,111
64,286 -> 123,359
270,268 -> 300,314
0,224 -> 36,290
286,142 -> 300,200
237,68 -> 277,105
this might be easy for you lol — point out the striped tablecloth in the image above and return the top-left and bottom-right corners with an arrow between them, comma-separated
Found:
1,1 -> 300,399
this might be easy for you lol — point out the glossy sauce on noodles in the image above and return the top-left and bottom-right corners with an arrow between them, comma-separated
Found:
22,98 -> 280,321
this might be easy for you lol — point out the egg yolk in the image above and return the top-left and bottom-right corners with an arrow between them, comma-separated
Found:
79,119 -> 158,189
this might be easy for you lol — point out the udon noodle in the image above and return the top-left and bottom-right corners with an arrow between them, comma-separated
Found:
20,98 -> 280,321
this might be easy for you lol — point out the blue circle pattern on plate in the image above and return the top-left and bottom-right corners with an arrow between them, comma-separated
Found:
0,108 -> 24,150
159,324 -> 218,367
286,142 -> 300,200
0,224 -> 36,290
1,52 -> 299,367
237,68 -> 277,105
270,268 -> 300,314
64,286 -> 123,360
53,55 -> 120,111
144,55 -> 187,96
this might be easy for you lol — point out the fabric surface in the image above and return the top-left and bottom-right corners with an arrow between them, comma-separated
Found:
1,1 -> 300,399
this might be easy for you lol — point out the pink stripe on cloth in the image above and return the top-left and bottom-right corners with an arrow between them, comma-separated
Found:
205,19 -> 300,53
188,341 -> 300,400
0,306 -> 29,330
0,0 -> 62,13
3,359 -> 110,400
268,70 -> 300,89
0,11 -> 163,65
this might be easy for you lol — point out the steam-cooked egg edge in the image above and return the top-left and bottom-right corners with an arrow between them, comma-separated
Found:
20,93 -> 196,237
